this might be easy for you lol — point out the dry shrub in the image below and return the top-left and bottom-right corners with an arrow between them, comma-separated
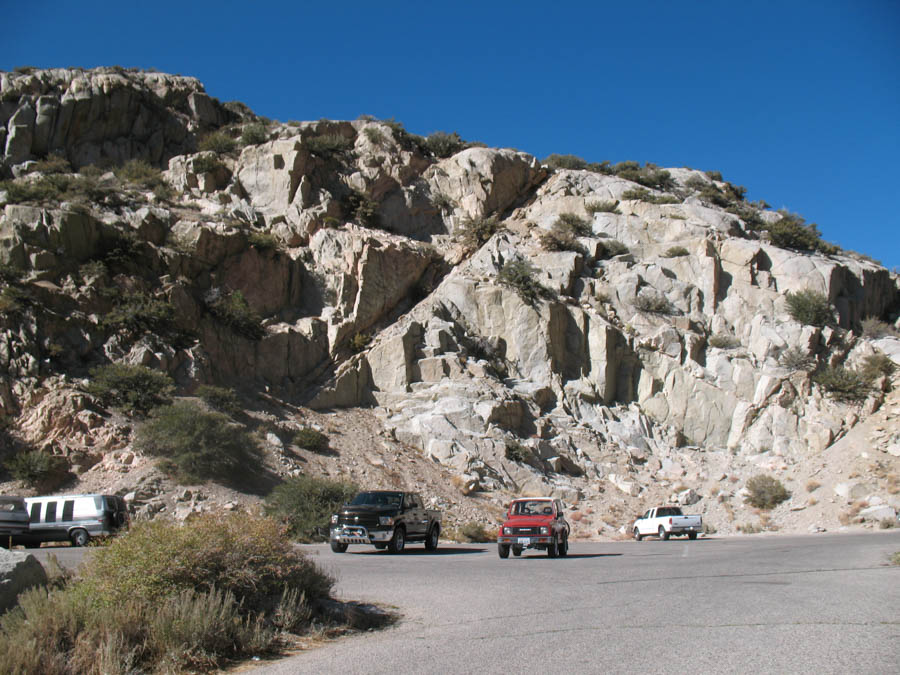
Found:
806,479 -> 821,493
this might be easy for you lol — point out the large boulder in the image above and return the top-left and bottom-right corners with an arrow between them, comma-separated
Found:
0,549 -> 48,613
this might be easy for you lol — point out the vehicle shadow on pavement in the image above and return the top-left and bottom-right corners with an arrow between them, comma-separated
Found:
511,553 -> 624,560
351,547 -> 488,555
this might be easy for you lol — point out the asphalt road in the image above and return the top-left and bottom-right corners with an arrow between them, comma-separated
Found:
28,532 -> 900,674
252,532 -> 900,675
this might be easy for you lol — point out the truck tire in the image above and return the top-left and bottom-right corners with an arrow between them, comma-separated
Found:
498,543 -> 510,559
633,528 -> 642,541
424,525 -> 440,551
70,529 -> 90,547
688,531 -> 698,540
559,533 -> 569,557
512,545 -> 523,556
547,537 -> 559,558
658,526 -> 669,541
388,526 -> 406,554
374,542 -> 387,550
330,541 -> 348,553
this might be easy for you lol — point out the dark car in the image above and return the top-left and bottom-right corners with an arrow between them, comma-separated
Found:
0,496 -> 29,547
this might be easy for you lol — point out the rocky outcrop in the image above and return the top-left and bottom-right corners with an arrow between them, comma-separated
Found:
1,67 -> 235,172
0,549 -> 47,613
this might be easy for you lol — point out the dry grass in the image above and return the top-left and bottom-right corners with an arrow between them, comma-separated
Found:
808,497 -> 819,506
806,479 -> 821,492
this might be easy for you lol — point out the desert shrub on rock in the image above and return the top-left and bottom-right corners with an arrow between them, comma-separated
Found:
504,441 -> 531,463
814,366 -> 871,402
459,215 -> 502,249
785,289 -> 833,327
241,123 -> 268,146
585,199 -> 620,214
195,384 -> 242,415
745,475 -> 790,509
861,317 -> 899,339
198,130 -> 237,154
134,401 -> 262,483
498,258 -> 550,305
663,246 -> 690,258
860,353 -> 896,382
265,475 -> 357,541
207,289 -> 265,340
452,521 -> 497,543
779,346 -> 816,371
424,131 -> 466,158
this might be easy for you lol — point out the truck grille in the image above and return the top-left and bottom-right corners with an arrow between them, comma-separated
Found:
509,526 -> 540,535
338,514 -> 380,528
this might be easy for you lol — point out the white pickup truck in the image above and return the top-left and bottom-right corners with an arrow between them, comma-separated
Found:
633,506 -> 702,541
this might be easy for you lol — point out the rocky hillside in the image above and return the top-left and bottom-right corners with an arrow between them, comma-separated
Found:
1,67 -> 898,537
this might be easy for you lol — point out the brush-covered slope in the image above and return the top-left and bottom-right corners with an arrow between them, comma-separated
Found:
1,67 -> 898,536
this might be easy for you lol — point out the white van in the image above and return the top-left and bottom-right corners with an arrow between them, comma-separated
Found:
13,494 -> 129,547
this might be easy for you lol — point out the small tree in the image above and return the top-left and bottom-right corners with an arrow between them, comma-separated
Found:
498,259 -> 549,305
814,366 -> 871,402
265,475 -> 357,541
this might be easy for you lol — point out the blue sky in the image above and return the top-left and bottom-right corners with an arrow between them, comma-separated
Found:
6,1 -> 899,269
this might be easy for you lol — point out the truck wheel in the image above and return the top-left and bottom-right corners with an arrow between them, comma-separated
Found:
633,528 -> 642,541
498,544 -> 510,559
512,545 -> 523,557
70,529 -> 89,547
688,531 -> 698,540
547,537 -> 559,558
558,533 -> 569,557
388,527 -> 406,554
658,526 -> 669,541
424,525 -> 440,551
330,541 -> 348,553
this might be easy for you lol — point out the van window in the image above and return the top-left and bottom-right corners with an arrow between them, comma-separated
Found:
62,500 -> 74,522
45,502 -> 57,523
29,503 -> 41,522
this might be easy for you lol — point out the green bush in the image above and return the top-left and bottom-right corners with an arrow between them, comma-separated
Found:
0,286 -> 30,315
663,246 -> 689,258
0,262 -> 24,285
363,127 -> 387,147
861,317 -> 899,339
555,212 -> 591,237
779,347 -> 816,371
28,154 -> 72,174
248,231 -> 279,251
726,202 -> 766,230
767,211 -> 837,254
99,292 -> 176,339
195,384 -> 242,415
505,441 -> 531,463
293,427 -> 329,453
5,450 -> 68,488
813,366 -> 871,402
708,334 -> 740,349
542,154 -> 589,170
633,293 -> 672,314
85,363 -> 174,414
208,289 -> 265,340
0,176 -> 67,203
114,159 -> 166,190
191,154 -> 224,174
459,215 -> 502,249
745,475 -> 790,509
585,200 -> 621,214
348,331 -> 372,353
198,130 -> 238,154
621,187 -> 681,204
541,213 -> 591,252
265,475 -> 358,541
454,521 -> 497,543
860,353 -> 896,381
785,289 -> 833,327
612,161 -> 675,191
596,239 -> 629,259
498,258 -> 550,305
134,400 -> 261,483
342,190 -> 380,228
306,133 -> 354,157
240,123 -> 268,146
424,131 -> 466,158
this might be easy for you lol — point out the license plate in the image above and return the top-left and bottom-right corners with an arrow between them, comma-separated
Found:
517,537 -> 531,545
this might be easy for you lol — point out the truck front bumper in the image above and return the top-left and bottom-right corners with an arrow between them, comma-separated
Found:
330,525 -> 394,545
497,535 -> 553,547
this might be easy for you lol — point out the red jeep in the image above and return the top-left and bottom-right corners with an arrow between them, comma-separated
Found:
497,497 -> 570,558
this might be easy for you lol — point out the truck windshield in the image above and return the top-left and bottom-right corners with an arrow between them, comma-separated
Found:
511,500 -> 553,516
350,492 -> 403,508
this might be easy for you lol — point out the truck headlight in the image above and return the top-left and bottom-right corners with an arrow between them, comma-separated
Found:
539,526 -> 548,535
503,527 -> 511,535
379,516 -> 394,526
331,514 -> 338,525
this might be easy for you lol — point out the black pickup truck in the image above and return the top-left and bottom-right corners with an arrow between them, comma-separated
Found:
329,490 -> 441,553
